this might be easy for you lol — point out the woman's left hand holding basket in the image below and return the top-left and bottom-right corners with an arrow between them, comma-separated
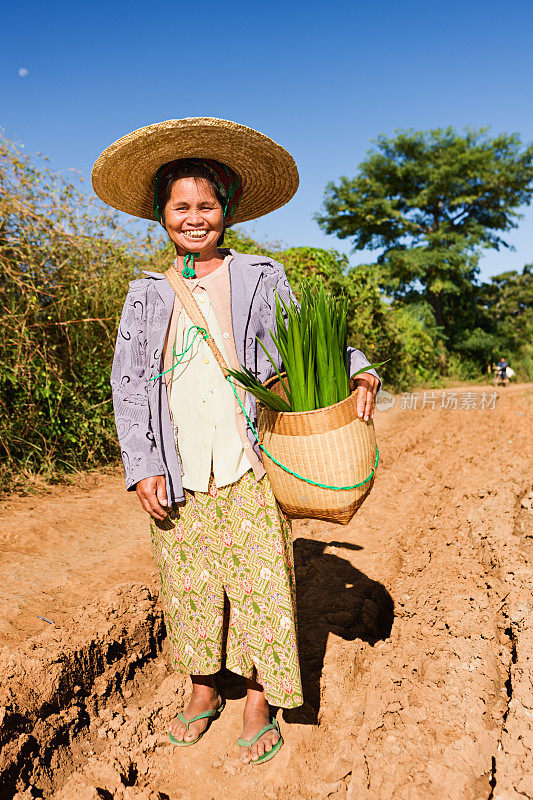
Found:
350,372 -> 380,421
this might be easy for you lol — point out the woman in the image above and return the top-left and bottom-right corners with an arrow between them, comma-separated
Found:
92,118 -> 381,765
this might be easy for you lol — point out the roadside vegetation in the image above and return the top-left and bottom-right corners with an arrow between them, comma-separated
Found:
1,130 -> 531,492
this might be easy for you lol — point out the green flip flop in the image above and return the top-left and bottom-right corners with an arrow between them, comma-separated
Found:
169,697 -> 226,746
237,717 -> 284,765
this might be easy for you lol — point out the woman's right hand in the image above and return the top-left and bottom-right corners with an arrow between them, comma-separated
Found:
136,475 -> 169,520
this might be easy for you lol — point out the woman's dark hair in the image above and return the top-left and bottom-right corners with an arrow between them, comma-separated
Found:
157,159 -> 228,247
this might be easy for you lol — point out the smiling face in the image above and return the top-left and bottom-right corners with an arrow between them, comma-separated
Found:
163,177 -> 224,258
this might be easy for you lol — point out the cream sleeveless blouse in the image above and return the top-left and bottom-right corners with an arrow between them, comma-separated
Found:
167,256 -> 254,491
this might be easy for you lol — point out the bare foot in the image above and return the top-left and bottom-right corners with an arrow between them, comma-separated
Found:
239,698 -> 280,763
169,685 -> 223,743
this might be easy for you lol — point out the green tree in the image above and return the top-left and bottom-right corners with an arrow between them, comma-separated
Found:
475,264 -> 533,376
316,127 -> 533,347
477,264 -> 532,349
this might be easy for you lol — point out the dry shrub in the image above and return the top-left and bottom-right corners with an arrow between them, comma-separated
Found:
0,134 -> 166,493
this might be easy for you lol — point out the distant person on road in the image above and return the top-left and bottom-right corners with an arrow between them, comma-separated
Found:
495,357 -> 509,386
498,357 -> 508,377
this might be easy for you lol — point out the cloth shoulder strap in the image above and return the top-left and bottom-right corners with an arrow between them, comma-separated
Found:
163,267 -> 230,377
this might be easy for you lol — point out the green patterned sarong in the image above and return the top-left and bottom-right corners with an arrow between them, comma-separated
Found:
149,469 -> 303,709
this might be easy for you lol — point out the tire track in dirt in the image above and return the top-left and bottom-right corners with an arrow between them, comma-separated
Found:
1,384 -> 531,800
296,384 -> 532,800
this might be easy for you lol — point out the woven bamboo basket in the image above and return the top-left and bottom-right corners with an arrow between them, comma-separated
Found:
257,376 -> 378,525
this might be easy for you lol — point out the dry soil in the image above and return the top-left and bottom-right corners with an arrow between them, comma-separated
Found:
0,383 -> 531,800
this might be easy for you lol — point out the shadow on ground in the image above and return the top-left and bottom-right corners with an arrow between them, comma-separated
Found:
219,537 -> 394,723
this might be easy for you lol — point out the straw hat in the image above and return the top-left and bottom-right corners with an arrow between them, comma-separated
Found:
91,117 -> 299,225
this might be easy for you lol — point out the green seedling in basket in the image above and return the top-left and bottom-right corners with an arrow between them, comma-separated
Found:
226,284 -> 389,413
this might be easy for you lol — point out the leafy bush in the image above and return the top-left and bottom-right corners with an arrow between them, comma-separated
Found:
388,305 -> 443,387
0,134 -> 164,492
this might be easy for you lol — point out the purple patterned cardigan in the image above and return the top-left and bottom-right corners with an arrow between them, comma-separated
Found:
110,248 -> 382,504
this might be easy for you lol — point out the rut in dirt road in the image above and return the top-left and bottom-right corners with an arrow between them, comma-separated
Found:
1,384 -> 531,800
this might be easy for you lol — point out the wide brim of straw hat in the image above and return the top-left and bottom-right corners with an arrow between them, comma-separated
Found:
91,117 -> 299,225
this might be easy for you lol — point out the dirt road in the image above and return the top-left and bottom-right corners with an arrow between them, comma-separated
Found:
1,383 -> 531,800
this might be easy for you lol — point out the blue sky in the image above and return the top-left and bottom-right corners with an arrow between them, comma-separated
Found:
2,0 -> 533,282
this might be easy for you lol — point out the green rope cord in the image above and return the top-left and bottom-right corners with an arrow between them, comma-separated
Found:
153,166 -> 165,225
226,378 -> 379,491
182,251 -> 199,278
149,333 -> 379,490
148,325 -> 208,381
